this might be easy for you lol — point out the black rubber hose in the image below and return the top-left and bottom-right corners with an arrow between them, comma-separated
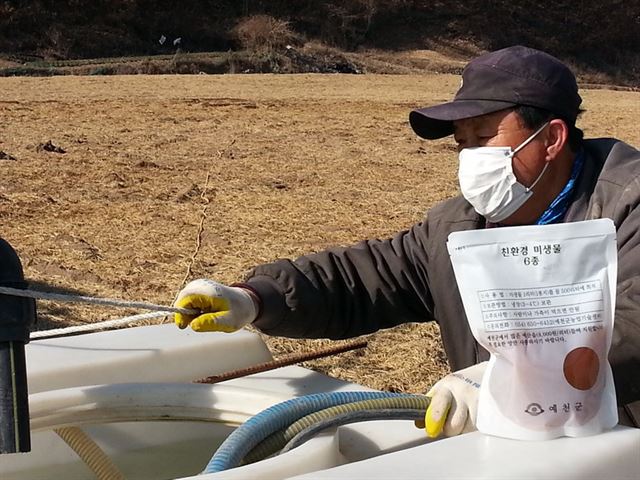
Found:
0,238 -> 36,454
0,341 -> 30,453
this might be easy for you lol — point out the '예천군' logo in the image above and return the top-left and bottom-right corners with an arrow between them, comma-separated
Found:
524,403 -> 544,416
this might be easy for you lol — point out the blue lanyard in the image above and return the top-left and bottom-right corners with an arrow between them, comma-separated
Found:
535,150 -> 585,225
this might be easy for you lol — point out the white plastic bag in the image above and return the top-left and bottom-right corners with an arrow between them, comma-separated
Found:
447,219 -> 618,440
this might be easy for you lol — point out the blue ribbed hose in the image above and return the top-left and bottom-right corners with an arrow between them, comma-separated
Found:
281,408 -> 425,454
243,395 -> 430,464
204,391 -> 414,473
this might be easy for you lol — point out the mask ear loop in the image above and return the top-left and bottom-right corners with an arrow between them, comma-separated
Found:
526,161 -> 550,193
512,121 -> 550,156
512,121 -> 551,193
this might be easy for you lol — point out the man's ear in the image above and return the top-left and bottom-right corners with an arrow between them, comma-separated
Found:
545,119 -> 569,161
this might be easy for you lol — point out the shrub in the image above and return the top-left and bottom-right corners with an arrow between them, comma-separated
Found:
232,15 -> 298,54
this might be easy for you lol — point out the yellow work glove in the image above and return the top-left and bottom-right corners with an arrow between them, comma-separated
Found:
423,361 -> 487,438
174,279 -> 258,333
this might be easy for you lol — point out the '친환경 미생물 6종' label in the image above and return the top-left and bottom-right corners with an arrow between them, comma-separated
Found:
447,218 -> 618,440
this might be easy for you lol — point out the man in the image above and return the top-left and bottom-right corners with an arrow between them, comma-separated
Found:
174,46 -> 640,436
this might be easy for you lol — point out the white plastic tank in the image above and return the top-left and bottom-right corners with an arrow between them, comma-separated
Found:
2,324 -> 638,480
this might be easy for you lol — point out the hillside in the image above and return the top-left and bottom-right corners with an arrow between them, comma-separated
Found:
0,1 -> 638,83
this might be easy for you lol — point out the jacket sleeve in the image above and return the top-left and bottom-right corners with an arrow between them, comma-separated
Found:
610,180 -> 640,407
245,220 -> 435,339
586,140 -> 640,409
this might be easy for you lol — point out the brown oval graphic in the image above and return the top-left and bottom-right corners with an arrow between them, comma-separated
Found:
563,347 -> 600,390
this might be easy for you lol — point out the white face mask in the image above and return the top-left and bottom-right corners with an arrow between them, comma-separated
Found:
458,122 -> 549,223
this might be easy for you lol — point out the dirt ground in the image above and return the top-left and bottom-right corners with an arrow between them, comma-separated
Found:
1,74 -> 638,394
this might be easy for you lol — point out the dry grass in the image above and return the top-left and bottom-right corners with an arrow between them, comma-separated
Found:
0,58 -> 19,68
1,74 -> 638,394
232,15 -> 300,53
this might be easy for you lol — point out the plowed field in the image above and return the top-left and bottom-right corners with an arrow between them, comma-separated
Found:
1,74 -> 638,393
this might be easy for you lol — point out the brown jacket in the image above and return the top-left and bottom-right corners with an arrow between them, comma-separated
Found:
246,138 -> 640,424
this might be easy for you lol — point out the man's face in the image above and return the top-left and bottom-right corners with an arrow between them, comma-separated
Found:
452,109 -> 549,189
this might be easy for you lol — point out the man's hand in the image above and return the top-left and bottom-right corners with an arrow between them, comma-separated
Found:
174,279 -> 258,333
423,361 -> 487,438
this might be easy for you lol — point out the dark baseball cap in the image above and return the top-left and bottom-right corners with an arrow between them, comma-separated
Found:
409,45 -> 582,139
